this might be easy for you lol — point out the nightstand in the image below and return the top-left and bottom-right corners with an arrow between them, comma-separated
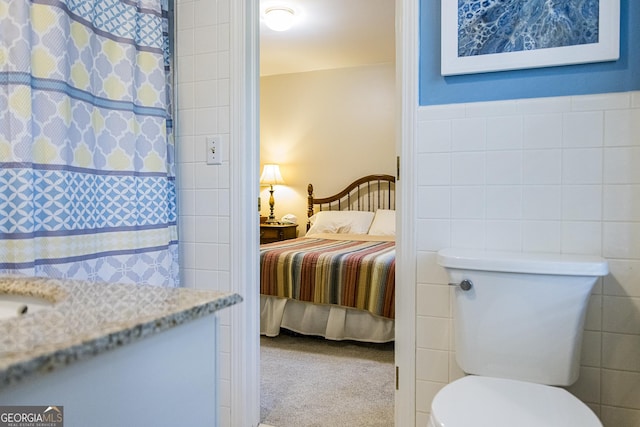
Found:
260,223 -> 298,244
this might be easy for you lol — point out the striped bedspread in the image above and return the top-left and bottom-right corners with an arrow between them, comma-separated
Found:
260,234 -> 395,319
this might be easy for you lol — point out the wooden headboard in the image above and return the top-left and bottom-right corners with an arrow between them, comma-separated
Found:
307,174 -> 396,230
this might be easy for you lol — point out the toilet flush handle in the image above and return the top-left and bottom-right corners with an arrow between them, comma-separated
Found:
449,279 -> 473,291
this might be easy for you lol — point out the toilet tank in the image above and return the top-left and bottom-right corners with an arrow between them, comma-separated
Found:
437,248 -> 609,386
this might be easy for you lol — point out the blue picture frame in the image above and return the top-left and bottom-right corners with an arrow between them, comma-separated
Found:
441,0 -> 620,76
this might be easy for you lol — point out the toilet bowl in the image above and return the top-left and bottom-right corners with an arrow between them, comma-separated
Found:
427,376 -> 601,427
429,248 -> 608,427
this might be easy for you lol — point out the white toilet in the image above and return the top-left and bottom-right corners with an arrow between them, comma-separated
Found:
428,248 -> 609,427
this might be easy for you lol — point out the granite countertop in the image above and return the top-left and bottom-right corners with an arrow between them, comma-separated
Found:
0,275 -> 242,390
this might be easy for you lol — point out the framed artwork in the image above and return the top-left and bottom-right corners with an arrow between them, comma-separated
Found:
441,0 -> 620,76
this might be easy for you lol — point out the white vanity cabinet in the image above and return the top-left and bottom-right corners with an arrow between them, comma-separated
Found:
0,276 -> 241,427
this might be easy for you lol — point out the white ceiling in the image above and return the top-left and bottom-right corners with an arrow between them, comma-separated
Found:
259,0 -> 395,76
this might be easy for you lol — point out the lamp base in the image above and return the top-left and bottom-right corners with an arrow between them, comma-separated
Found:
266,185 -> 277,224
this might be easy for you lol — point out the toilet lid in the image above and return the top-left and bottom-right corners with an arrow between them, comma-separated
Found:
431,376 -> 602,427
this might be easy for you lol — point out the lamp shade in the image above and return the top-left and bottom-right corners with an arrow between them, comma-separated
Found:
260,164 -> 285,186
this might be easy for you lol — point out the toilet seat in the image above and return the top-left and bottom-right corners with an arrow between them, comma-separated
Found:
430,376 -> 602,427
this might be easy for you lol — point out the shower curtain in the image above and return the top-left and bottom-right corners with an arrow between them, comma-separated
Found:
0,0 -> 178,286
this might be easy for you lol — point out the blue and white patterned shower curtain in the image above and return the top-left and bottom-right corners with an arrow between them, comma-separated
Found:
0,0 -> 178,286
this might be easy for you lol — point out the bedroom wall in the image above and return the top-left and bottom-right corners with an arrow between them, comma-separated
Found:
415,2 -> 640,426
260,64 -> 396,229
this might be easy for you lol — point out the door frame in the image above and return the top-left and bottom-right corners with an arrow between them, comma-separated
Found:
229,1 -> 261,426
394,0 -> 418,425
228,0 -> 418,425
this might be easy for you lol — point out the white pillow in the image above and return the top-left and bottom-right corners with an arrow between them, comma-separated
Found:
368,209 -> 396,236
306,211 -> 375,235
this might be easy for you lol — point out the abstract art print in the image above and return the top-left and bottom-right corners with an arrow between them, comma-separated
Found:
441,0 -> 620,75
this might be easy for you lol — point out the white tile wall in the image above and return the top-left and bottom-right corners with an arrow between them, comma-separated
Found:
175,0 -> 234,425
416,91 -> 640,426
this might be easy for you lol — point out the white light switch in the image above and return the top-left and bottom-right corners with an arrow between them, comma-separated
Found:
206,136 -> 223,165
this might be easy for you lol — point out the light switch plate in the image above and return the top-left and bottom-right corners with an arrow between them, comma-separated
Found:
206,136 -> 223,165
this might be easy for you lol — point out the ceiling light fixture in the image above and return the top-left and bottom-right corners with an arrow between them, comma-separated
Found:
264,7 -> 296,32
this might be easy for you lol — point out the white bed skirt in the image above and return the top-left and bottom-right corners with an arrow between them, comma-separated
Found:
260,295 -> 394,343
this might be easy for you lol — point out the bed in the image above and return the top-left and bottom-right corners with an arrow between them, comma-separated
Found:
260,174 -> 396,343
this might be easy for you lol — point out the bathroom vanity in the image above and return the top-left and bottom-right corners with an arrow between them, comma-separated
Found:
0,276 -> 242,426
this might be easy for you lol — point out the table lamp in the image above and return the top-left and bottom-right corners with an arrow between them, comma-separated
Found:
260,164 -> 285,223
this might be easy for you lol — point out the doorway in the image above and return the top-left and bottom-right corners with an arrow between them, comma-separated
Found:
228,0 -> 419,424
258,0 -> 398,425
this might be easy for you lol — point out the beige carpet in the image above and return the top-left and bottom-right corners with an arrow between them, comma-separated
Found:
260,331 -> 395,427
